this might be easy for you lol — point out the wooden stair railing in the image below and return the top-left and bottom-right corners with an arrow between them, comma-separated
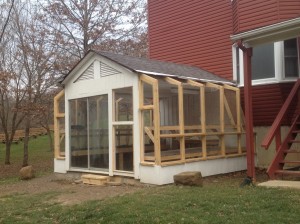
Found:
261,79 -> 300,150
261,79 -> 300,178
267,114 -> 300,178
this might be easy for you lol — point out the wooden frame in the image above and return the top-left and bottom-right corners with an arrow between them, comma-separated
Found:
54,90 -> 65,159
138,75 -> 245,166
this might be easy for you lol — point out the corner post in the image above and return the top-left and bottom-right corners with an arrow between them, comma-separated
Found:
238,41 -> 256,183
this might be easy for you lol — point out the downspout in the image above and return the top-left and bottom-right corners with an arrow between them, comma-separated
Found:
237,40 -> 256,184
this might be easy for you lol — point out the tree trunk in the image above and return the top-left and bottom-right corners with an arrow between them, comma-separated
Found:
4,141 -> 11,165
46,125 -> 53,151
22,117 -> 31,167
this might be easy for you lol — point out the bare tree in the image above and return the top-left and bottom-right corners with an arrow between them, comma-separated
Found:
42,0 -> 147,62
0,26 -> 26,164
13,3 -> 61,166
0,0 -> 15,43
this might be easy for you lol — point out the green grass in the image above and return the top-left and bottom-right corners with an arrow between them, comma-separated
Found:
0,135 -> 53,182
0,135 -> 299,223
0,184 -> 300,223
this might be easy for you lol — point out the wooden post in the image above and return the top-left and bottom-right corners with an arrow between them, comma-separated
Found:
220,86 -> 225,156
200,86 -> 207,159
54,90 -> 65,159
242,46 -> 256,181
236,88 -> 242,154
153,80 -> 161,165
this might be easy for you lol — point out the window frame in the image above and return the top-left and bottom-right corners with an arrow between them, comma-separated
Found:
233,38 -> 299,87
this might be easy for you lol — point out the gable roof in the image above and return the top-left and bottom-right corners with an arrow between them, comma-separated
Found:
62,50 -> 234,85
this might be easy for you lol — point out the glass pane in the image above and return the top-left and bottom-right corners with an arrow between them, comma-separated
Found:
284,38 -> 299,78
115,125 -> 133,171
114,87 -> 133,121
89,95 -> 109,170
70,98 -> 88,168
252,43 -> 275,80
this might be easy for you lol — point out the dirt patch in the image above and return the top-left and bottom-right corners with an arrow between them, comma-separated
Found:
0,174 -> 145,205
0,169 -> 269,205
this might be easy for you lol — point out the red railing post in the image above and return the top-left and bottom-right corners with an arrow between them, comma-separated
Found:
261,79 -> 300,150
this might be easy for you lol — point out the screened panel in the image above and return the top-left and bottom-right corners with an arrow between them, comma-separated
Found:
143,82 -> 153,106
159,79 -> 179,127
205,87 -> 220,132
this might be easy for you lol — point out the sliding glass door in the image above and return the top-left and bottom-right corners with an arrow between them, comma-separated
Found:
70,95 -> 109,170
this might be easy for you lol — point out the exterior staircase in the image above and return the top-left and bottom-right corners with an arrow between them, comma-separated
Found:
268,114 -> 300,178
262,79 -> 300,179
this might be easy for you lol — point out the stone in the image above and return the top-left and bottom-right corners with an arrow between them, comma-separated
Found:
173,171 -> 203,187
19,165 -> 35,180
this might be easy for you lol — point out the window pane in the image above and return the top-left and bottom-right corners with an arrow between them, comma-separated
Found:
284,38 -> 299,78
114,87 -> 133,121
89,95 -> 109,170
252,43 -> 275,80
70,98 -> 88,168
115,125 -> 133,171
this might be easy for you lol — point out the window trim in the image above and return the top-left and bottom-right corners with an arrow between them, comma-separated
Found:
233,39 -> 299,87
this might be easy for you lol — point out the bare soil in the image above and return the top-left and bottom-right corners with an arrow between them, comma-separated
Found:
0,169 -> 269,206
0,174 -> 145,205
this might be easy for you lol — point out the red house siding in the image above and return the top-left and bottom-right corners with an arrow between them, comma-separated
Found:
232,0 -> 300,34
148,0 -> 300,126
241,83 -> 296,126
148,0 -> 234,80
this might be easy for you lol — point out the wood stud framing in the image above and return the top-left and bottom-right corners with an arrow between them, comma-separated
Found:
140,74 -> 245,166
54,90 -> 65,159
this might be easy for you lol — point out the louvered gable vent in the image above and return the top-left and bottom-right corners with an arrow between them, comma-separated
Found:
74,63 -> 94,83
100,62 -> 121,77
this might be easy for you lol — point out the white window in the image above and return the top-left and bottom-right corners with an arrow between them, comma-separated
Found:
233,38 -> 299,86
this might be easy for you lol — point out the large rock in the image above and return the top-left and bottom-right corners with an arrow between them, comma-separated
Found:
174,171 -> 203,186
19,165 -> 35,180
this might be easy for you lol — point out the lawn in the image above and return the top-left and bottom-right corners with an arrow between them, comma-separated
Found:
0,135 -> 300,223
0,135 -> 53,183
0,182 -> 300,224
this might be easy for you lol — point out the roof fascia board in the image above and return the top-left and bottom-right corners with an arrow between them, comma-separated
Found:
230,17 -> 300,47
136,70 -> 236,86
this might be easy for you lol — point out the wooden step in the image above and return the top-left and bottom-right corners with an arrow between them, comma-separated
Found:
292,130 -> 300,134
81,174 -> 109,186
284,149 -> 300,153
280,160 -> 300,164
289,140 -> 300,144
275,170 -> 300,176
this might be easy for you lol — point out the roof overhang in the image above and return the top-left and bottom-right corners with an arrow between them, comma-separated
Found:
230,17 -> 300,47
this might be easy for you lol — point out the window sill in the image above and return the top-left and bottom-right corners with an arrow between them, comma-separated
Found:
237,78 -> 298,87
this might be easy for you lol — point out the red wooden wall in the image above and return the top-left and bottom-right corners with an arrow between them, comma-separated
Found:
240,83 -> 296,126
148,0 -> 300,126
232,0 -> 300,34
148,0 -> 234,80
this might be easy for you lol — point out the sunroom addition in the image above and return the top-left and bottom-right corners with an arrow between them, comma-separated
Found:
54,51 -> 247,184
